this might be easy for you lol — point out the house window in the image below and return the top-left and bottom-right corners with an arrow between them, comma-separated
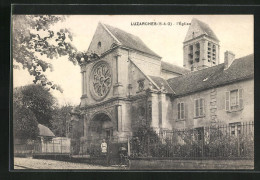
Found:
225,89 -> 243,111
194,98 -> 205,117
177,102 -> 185,120
138,79 -> 145,92
229,122 -> 241,136
230,90 -> 239,109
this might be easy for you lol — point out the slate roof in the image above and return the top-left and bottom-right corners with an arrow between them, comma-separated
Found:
161,61 -> 190,75
103,23 -> 161,58
195,18 -> 219,42
167,54 -> 254,96
149,76 -> 175,94
38,124 -> 55,137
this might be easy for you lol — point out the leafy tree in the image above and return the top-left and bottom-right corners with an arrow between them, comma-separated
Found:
22,84 -> 56,126
130,125 -> 160,157
50,105 -> 74,137
12,15 -> 77,92
13,87 -> 39,141
16,84 -> 57,126
12,15 -> 99,92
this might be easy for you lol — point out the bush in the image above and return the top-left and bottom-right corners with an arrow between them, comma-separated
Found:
129,125 -> 254,159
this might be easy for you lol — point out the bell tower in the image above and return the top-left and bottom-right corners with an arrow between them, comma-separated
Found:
183,18 -> 220,71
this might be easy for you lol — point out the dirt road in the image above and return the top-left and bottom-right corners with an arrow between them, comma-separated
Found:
14,157 -> 121,170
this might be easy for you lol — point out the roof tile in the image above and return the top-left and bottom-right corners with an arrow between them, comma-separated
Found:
104,24 -> 161,58
38,124 -> 55,137
161,61 -> 190,75
167,54 -> 254,96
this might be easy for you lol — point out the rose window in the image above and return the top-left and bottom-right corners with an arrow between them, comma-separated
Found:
91,62 -> 112,99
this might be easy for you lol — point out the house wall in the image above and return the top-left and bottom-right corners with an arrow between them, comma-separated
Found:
171,79 -> 254,129
215,79 -> 254,124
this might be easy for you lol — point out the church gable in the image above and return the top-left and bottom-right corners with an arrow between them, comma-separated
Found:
87,23 -> 119,55
128,59 -> 160,95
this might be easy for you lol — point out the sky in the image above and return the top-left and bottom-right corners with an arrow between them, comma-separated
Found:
13,15 -> 254,106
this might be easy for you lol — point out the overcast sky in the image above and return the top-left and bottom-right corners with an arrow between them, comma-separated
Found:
13,15 -> 253,106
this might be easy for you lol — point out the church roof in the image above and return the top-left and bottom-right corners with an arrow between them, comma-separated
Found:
38,124 -> 55,137
161,61 -> 190,75
184,18 -> 219,42
103,23 -> 161,58
167,54 -> 254,96
149,76 -> 175,94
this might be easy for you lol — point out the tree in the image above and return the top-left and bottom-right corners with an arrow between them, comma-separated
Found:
12,15 -> 77,92
50,105 -> 74,137
12,15 -> 99,92
13,87 -> 39,141
20,84 -> 57,126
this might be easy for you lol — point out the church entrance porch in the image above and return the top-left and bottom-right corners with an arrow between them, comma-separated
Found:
88,113 -> 114,141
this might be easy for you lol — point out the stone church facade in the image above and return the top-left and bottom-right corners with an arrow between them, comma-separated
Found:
78,19 -> 254,143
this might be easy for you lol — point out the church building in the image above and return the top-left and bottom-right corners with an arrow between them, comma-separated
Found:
78,18 -> 254,143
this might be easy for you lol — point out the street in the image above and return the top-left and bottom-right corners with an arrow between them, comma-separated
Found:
14,157 -> 121,170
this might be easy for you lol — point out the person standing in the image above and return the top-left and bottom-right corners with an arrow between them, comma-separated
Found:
101,139 -> 107,156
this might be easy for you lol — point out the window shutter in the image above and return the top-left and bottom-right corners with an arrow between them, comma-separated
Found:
181,103 -> 184,119
202,99 -> 206,116
177,103 -> 180,120
184,103 -> 188,119
239,89 -> 243,109
195,99 -> 199,117
194,100 -> 196,117
225,91 -> 230,111
199,98 -> 204,116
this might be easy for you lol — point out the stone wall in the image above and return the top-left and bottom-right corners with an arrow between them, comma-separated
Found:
129,158 -> 253,170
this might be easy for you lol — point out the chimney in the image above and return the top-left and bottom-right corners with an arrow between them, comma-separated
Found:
224,51 -> 235,70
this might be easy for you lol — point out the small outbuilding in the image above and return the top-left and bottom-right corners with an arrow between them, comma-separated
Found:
35,124 -> 71,154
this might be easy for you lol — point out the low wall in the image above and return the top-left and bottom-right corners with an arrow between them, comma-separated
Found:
129,158 -> 254,170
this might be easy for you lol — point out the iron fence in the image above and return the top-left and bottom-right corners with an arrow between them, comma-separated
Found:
14,144 -> 34,156
14,138 -> 71,157
129,122 -> 254,159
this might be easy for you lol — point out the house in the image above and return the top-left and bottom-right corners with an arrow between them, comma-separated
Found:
78,18 -> 254,144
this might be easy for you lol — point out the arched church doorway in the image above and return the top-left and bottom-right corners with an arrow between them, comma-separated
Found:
89,113 -> 113,140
